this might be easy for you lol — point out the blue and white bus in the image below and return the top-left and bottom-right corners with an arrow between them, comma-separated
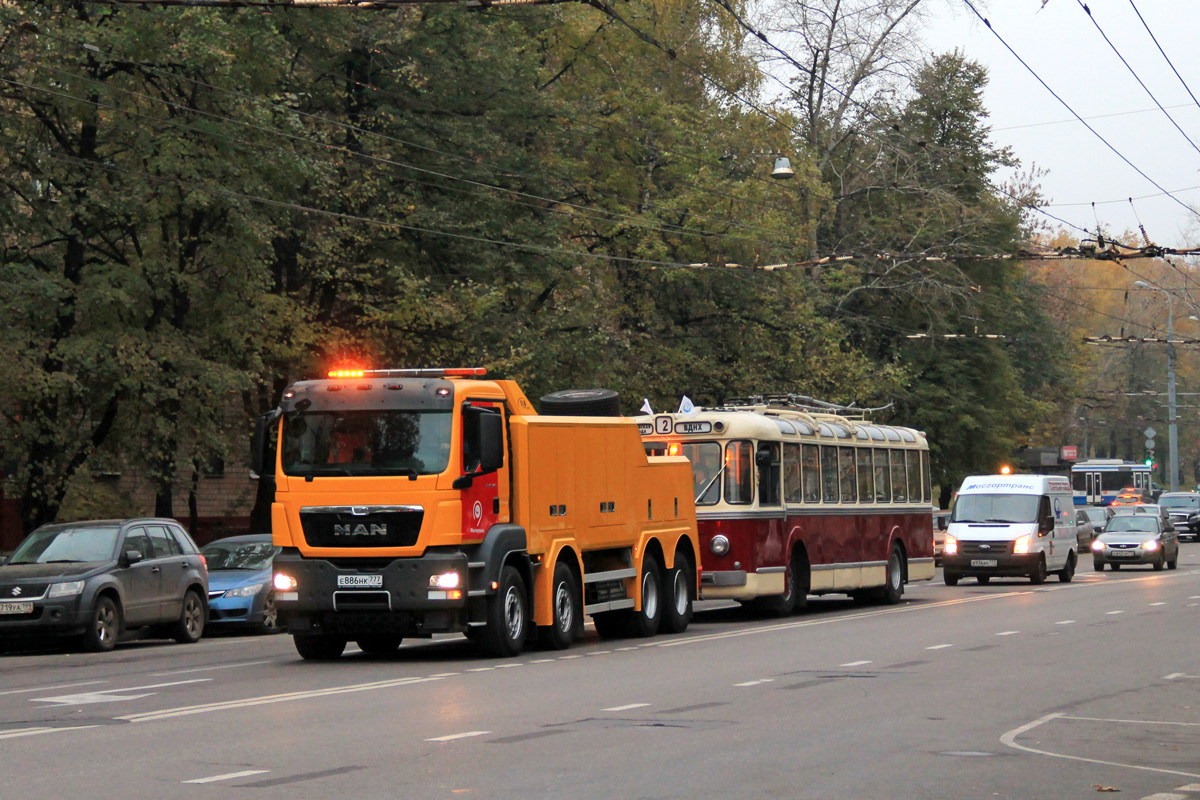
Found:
1071,459 -> 1152,506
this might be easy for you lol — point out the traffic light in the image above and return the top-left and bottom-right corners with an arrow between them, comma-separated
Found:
1144,457 -> 1154,466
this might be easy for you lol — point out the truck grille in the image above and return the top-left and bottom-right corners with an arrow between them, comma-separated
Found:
960,541 -> 1011,555
300,506 -> 423,548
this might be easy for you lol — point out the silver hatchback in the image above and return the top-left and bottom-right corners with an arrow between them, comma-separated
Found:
1092,515 -> 1180,571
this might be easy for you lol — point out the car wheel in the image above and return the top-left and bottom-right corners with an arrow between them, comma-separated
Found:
1153,552 -> 1165,571
977,575 -> 990,585
82,596 -> 122,653
1093,560 -> 1105,571
172,589 -> 205,644
539,560 -> 580,650
660,552 -> 695,633
355,636 -> 403,655
294,633 -> 347,661
1028,555 -> 1047,585
1110,563 -> 1122,571
943,571 -> 961,587
257,591 -> 281,635
1058,552 -> 1076,583
1167,551 -> 1178,570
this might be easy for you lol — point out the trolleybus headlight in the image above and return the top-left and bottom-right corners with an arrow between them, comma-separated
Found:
1091,540 -> 1105,551
710,535 -> 730,556
1143,539 -> 1159,551
943,534 -> 958,556
1013,534 -> 1032,554
274,573 -> 298,592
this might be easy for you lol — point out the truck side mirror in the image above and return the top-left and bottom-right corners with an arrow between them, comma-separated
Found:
457,406 -> 504,489
251,409 -> 281,477
478,410 -> 503,474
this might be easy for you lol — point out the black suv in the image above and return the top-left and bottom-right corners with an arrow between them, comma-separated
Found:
0,519 -> 208,652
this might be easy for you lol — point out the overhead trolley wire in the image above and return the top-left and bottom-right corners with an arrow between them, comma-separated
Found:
1126,0 -> 1200,115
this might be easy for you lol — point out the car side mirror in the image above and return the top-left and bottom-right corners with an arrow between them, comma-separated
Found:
121,550 -> 144,567
0,555 -> 7,566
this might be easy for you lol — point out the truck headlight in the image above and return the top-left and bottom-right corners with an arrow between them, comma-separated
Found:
273,573 -> 298,591
430,572 -> 460,589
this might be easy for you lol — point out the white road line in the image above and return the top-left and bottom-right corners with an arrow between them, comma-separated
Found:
1062,716 -> 1200,727
1165,673 -> 1186,680
1001,714 -> 1200,780
1175,784 -> 1200,792
840,660 -> 873,667
1106,610 -> 1125,615
0,680 -> 107,697
1141,793 -> 1186,800
995,631 -> 1020,636
528,659 -> 555,664
426,731 -> 490,742
586,651 -> 612,656
466,668 -> 494,673
1150,602 -> 1168,607
559,655 -> 582,660
118,675 -> 443,723
1190,596 -> 1200,600
494,663 -> 522,668
926,644 -> 953,650
616,647 -> 639,652
430,673 -> 461,677
151,660 -> 273,676
604,703 -> 650,712
735,680 -> 767,687
0,725 -> 99,740
1055,620 -> 1076,625
182,770 -> 270,784
32,679 -> 212,706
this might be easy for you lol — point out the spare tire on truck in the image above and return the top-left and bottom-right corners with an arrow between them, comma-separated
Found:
539,389 -> 622,417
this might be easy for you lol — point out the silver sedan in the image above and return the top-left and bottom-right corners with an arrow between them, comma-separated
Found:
1091,515 -> 1180,571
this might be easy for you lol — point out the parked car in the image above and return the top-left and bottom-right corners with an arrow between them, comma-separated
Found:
1092,514 -> 1179,571
201,534 -> 282,634
1074,506 -> 1111,548
1156,492 -> 1200,541
0,519 -> 208,652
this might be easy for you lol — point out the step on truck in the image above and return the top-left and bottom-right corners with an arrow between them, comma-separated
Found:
251,368 -> 699,660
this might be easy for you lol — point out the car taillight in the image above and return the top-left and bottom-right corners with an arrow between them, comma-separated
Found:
199,555 -> 207,569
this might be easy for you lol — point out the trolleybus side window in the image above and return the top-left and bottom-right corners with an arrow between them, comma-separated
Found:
839,447 -> 857,503
783,443 -> 803,503
873,449 -> 890,502
857,447 -> 874,503
905,450 -> 921,506
890,450 -> 907,502
921,450 -> 932,503
682,442 -> 722,506
802,444 -> 821,503
725,441 -> 754,505
821,445 -> 839,503
758,443 -> 781,506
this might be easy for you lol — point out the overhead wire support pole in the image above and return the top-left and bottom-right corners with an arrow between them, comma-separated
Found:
1131,280 -> 1179,491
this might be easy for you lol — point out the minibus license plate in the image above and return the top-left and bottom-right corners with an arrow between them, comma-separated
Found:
337,575 -> 383,588
970,559 -> 998,568
0,602 -> 34,615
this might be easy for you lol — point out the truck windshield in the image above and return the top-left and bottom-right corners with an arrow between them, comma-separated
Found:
951,494 -> 1040,524
281,410 -> 453,477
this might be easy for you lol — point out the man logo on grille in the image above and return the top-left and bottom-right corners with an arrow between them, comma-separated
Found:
334,524 -> 387,536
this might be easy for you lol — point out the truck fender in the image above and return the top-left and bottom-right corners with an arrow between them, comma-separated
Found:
469,524 -> 529,595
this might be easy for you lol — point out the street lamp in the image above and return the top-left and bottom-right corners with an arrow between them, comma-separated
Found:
1133,280 -> 1178,491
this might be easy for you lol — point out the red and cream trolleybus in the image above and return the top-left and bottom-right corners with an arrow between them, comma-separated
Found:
638,396 -> 935,614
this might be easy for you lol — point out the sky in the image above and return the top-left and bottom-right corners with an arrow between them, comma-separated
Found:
922,0 -> 1200,249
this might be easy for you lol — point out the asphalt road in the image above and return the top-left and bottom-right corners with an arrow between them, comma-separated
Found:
2,550 -> 1199,800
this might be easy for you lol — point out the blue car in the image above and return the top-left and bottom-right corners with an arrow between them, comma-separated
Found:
201,534 -> 281,634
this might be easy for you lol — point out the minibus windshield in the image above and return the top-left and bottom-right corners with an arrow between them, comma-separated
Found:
951,494 -> 1040,524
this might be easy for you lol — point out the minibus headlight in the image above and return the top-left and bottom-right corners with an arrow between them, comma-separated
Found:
943,535 -> 958,556
1014,534 -> 1032,554
710,535 -> 730,556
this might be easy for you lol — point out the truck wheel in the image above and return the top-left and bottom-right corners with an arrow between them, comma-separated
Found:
943,571 -> 961,586
1058,552 -> 1076,583
591,610 -> 626,639
356,636 -> 403,656
627,552 -> 664,637
660,553 -> 694,633
294,633 -> 346,661
1028,555 -> 1047,585
539,389 -> 621,417
539,561 -> 580,650
480,565 -> 528,657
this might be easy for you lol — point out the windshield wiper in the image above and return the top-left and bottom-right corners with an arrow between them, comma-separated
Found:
43,559 -> 84,563
983,518 -> 1021,523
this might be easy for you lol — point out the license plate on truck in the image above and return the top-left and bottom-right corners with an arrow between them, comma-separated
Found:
337,575 -> 383,588
0,602 -> 33,615
970,559 -> 998,568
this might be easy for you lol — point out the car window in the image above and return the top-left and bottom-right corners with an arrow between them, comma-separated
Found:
1105,517 -> 1159,533
147,525 -> 182,558
169,526 -> 200,554
122,529 -> 154,560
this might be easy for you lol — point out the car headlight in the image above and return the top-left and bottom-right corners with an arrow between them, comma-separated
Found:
1091,540 -> 1105,551
1014,534 -> 1032,554
224,583 -> 266,598
944,534 -> 958,555
1143,539 -> 1159,551
710,535 -> 730,556
47,580 -> 85,598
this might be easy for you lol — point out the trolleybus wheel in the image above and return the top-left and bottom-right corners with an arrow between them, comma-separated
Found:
539,560 -> 580,650
877,545 -> 905,605
660,552 -> 694,633
294,633 -> 347,661
754,551 -> 804,617
480,565 -> 528,658
1028,555 -> 1047,585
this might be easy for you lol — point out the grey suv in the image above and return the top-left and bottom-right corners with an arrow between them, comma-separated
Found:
0,519 -> 208,652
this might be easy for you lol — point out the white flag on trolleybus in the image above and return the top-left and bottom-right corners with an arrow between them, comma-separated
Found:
640,398 -> 653,415
677,396 -> 697,417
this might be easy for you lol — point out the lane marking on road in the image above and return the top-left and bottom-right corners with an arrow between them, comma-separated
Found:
32,679 -> 212,706
0,725 -> 99,740
118,675 -> 443,723
559,655 -> 582,660
466,667 -> 494,673
926,644 -> 953,650
604,703 -> 650,712
1055,620 -> 1076,625
1190,596 -> 1200,600
1062,716 -> 1200,727
1150,602 -> 1168,607
182,770 -> 270,784
616,647 -> 639,652
586,651 -> 611,656
840,660 -> 873,667
1000,714 -> 1200,779
0,680 -> 107,697
151,660 -> 274,676
995,631 -> 1020,636
1175,784 -> 1200,792
1141,793 -> 1186,800
1106,611 -> 1125,615
1163,674 -> 1200,680
430,673 -> 461,677
494,663 -> 522,668
426,731 -> 490,742
528,659 -> 555,664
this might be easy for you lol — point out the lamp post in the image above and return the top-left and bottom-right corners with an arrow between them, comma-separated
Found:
1133,280 -> 1177,491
